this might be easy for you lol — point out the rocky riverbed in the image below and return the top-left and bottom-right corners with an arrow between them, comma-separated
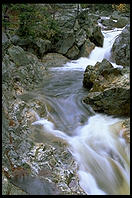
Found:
2,4 -> 130,195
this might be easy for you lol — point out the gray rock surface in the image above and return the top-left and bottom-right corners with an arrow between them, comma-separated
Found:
42,53 -> 69,67
111,24 -> 130,67
79,39 -> 95,58
83,59 -> 130,116
66,45 -> 80,59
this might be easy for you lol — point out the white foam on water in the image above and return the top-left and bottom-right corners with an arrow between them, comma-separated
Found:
51,27 -> 124,72
31,26 -> 129,195
32,113 -> 130,195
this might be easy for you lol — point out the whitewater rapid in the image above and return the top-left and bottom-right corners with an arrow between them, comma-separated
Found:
31,25 -> 130,195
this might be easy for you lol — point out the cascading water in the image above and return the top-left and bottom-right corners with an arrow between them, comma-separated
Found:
31,25 -> 130,195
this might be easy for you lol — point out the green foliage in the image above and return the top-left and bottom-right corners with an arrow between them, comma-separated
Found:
81,4 -> 113,12
2,4 -> 61,41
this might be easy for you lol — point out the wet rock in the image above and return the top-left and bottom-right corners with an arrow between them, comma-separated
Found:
83,59 -> 122,91
66,45 -> 80,60
100,18 -> 116,29
55,32 -> 75,55
42,53 -> 69,67
2,175 -> 28,195
76,10 -> 104,47
33,38 -> 51,58
90,25 -> 104,47
11,175 -> 62,195
2,32 -> 11,57
83,65 -> 94,89
10,35 -> 31,46
8,45 -> 31,66
83,59 -> 130,116
75,28 -> 86,47
83,87 -> 130,116
111,24 -> 130,67
121,118 -> 130,143
114,17 -> 129,28
110,11 -> 120,20
79,38 -> 95,58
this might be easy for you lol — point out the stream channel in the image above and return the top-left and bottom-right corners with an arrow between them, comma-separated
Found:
27,24 -> 129,195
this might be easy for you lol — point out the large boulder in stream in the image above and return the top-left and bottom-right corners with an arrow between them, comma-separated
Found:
54,32 -> 75,55
42,53 -> 70,67
115,17 -> 130,28
3,45 -> 46,92
100,16 -> 129,30
78,38 -> 95,58
83,59 -> 130,116
111,24 -> 130,67
100,18 -> 116,30
76,10 -> 104,47
90,25 -> 104,47
53,8 -> 103,59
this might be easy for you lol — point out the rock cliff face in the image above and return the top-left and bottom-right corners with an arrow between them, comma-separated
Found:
83,59 -> 130,117
51,9 -> 104,59
111,24 -> 130,67
8,8 -> 104,60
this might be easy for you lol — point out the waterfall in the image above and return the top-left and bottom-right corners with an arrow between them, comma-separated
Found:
31,26 -> 130,195
55,27 -> 124,71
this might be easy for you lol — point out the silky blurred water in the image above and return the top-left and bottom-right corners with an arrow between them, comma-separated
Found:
31,26 -> 129,195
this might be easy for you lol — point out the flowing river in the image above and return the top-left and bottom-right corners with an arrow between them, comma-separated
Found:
30,25 -> 130,195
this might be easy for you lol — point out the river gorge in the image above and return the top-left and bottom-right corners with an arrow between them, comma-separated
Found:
29,26 -> 129,195
2,5 -> 130,195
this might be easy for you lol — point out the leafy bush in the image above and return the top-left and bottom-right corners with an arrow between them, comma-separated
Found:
112,4 -> 130,13
2,4 -> 62,41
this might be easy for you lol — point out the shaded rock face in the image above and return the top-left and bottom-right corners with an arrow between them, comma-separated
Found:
54,9 -> 102,59
9,8 -> 103,60
66,45 -> 80,60
79,39 -> 95,58
115,17 -> 130,28
55,32 -> 75,55
100,17 -> 129,30
77,11 -> 104,47
110,11 -> 120,20
100,18 -> 116,30
2,35 -> 85,195
3,45 -> 46,92
90,25 -> 104,47
42,53 -> 70,67
111,24 -> 130,67
8,46 -> 32,66
75,28 -> 87,47
83,59 -> 130,116
2,32 -> 11,57
33,38 -> 51,58
10,35 -> 52,58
